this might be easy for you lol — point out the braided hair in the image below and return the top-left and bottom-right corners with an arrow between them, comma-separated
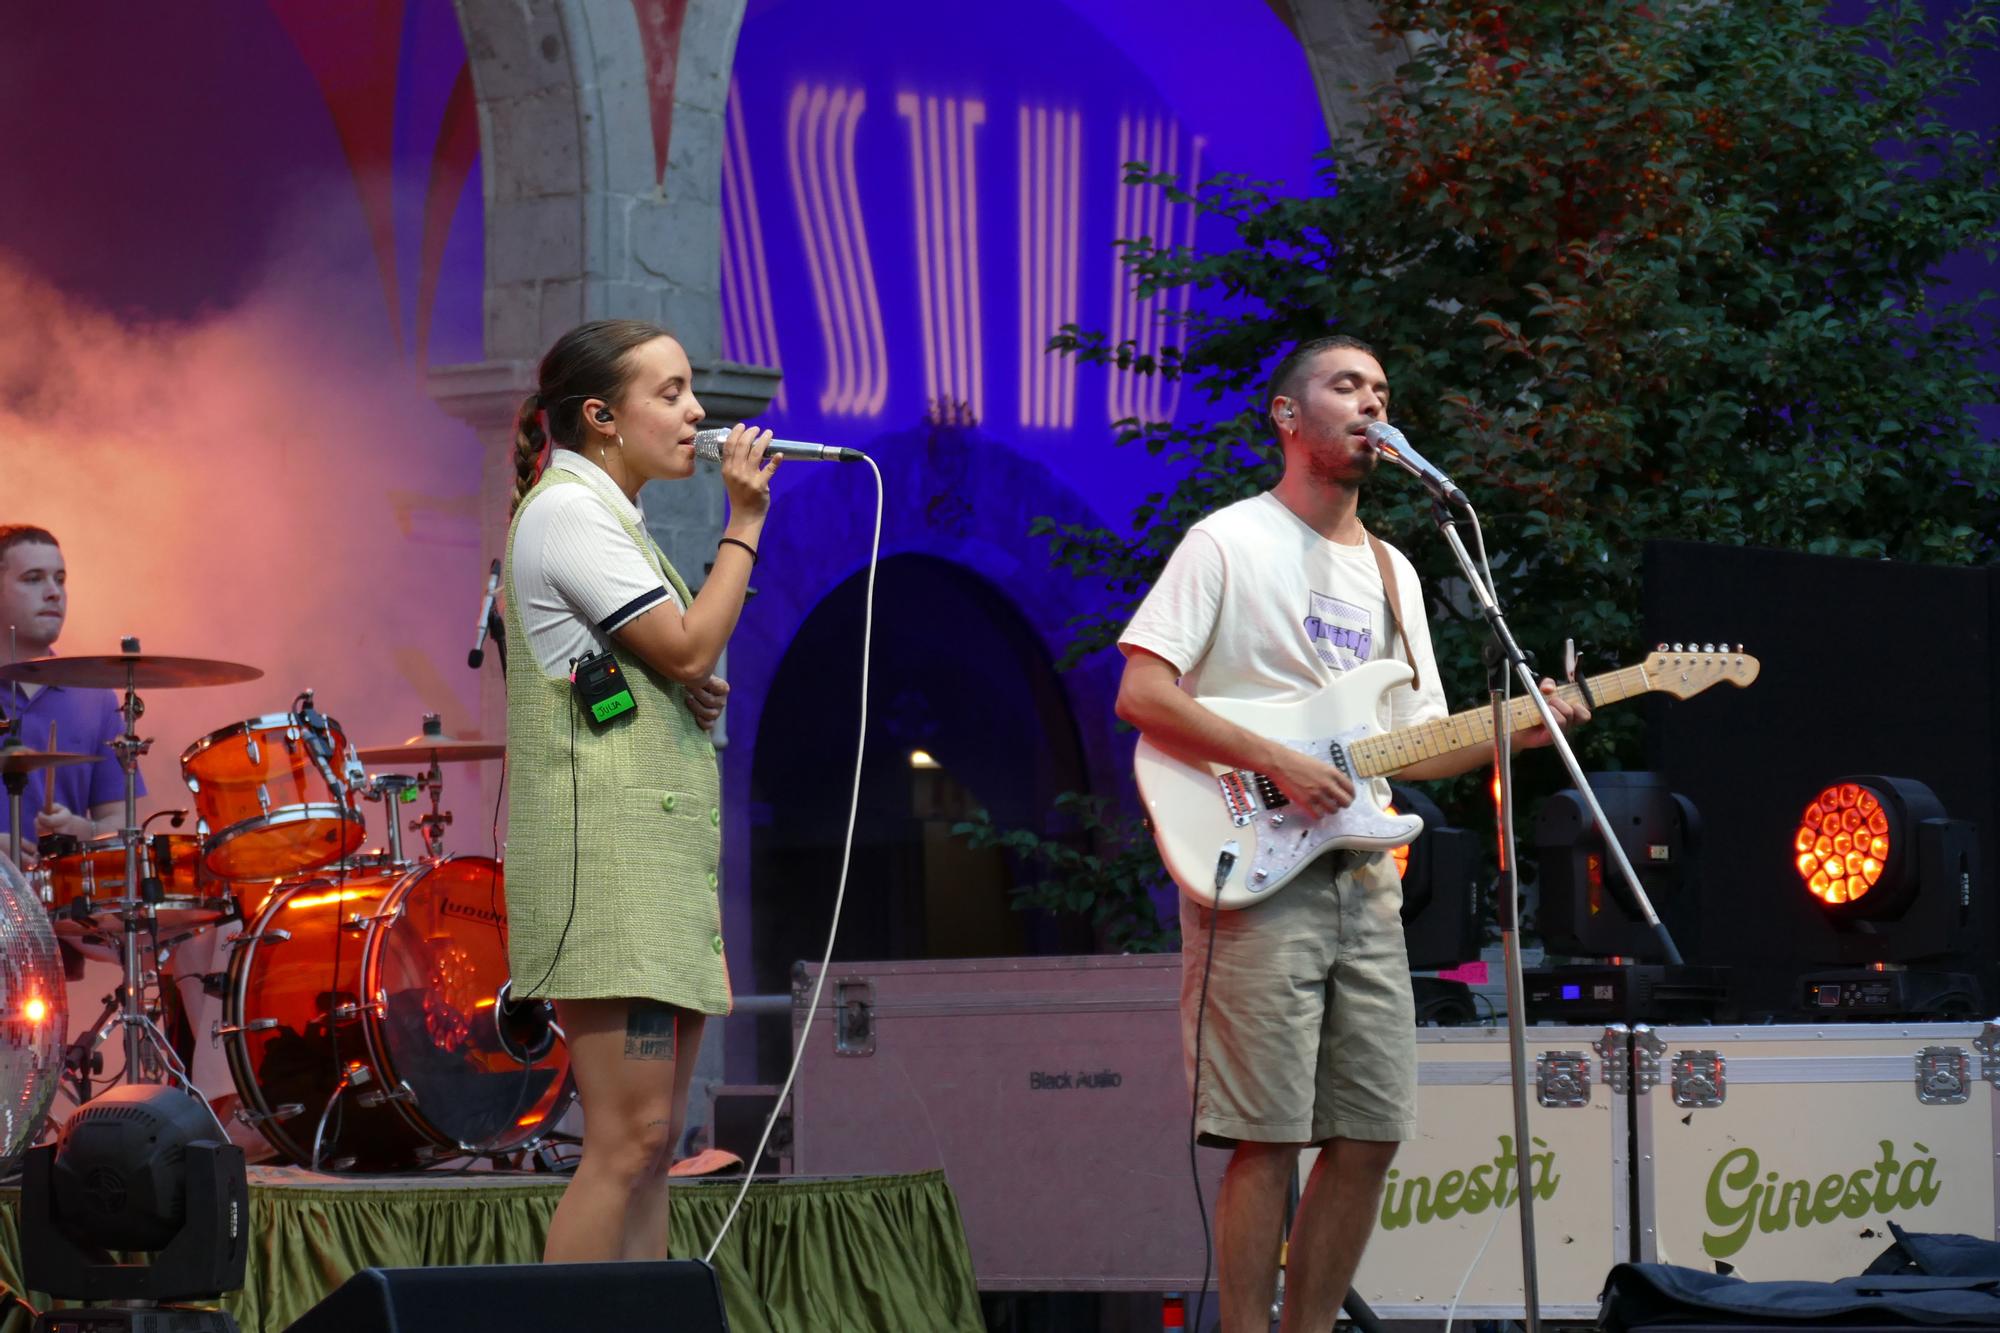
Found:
509,318 -> 675,515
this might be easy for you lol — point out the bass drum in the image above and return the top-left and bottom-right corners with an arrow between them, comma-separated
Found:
222,856 -> 572,1171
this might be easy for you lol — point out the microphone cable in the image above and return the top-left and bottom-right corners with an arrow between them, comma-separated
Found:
704,452 -> 883,1264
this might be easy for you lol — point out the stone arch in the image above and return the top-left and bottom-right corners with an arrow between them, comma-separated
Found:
1272,0 -> 1413,144
714,421 -> 1130,1036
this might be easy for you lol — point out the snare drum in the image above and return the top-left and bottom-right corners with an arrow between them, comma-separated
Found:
221,856 -> 573,1171
181,714 -> 366,878
37,832 -> 234,935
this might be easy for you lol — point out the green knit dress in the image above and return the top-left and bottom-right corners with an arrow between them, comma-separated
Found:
501,470 -> 732,1014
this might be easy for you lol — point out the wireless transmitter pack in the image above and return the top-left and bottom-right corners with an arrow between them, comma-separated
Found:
570,649 -> 637,725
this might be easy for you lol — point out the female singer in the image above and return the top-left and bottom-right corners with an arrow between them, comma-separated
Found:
502,319 -> 774,1262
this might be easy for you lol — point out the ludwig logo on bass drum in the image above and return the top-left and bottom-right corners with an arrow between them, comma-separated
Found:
439,897 -> 507,928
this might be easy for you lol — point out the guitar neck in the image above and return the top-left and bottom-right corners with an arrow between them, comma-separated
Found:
1348,663 -> 1654,779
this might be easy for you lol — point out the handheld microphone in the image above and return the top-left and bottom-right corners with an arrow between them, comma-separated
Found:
468,559 -> 502,668
692,428 -> 866,463
1363,422 -> 1470,510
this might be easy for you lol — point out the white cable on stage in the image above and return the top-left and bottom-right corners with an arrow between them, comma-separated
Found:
704,453 -> 884,1264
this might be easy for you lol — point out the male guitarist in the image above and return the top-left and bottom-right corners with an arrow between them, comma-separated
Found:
1116,335 -> 1587,1332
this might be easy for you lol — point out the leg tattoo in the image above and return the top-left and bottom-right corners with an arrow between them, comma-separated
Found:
624,1000 -> 677,1061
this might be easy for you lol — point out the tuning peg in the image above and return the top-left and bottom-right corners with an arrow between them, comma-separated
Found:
1655,643 -> 1668,652
1702,642 -> 1714,653
1734,643 -> 1744,653
1673,642 -> 1684,653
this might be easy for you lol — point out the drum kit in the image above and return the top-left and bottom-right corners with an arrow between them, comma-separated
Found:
0,647 -> 572,1172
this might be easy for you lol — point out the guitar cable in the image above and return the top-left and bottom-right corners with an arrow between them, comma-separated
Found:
1186,846 -> 1235,1333
703,453 -> 883,1264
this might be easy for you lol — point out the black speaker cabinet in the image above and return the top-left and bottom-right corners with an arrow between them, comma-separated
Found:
281,1260 -> 728,1332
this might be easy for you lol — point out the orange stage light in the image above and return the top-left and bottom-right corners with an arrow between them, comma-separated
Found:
24,996 -> 48,1024
283,888 -> 374,911
1386,803 -> 1410,879
1793,781 -> 1892,906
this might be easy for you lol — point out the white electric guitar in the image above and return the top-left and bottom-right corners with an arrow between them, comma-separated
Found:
1136,644 -> 1760,909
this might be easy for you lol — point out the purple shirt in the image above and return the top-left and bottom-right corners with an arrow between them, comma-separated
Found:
2,679 -> 146,838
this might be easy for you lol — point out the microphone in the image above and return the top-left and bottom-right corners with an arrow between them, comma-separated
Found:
468,559 -> 502,668
692,428 -> 866,463
297,690 -> 334,764
1363,422 -> 1469,509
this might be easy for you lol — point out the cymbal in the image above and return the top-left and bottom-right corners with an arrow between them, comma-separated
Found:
356,735 -> 505,765
0,748 -> 98,776
0,654 -> 263,690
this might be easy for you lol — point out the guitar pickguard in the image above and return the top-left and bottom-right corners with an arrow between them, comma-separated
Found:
1234,727 -> 1424,898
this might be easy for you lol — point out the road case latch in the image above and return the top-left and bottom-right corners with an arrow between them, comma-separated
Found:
833,979 -> 876,1056
1915,1045 -> 1971,1106
1670,1050 -> 1726,1109
1594,1025 -> 1631,1094
1536,1051 -> 1591,1108
1975,1022 -> 2000,1090
1630,1026 -> 1666,1094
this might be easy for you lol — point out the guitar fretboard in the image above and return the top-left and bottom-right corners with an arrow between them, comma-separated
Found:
1347,665 -> 1654,778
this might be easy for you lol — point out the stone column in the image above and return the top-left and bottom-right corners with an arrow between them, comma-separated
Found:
435,0 -> 782,650
426,361 -> 536,776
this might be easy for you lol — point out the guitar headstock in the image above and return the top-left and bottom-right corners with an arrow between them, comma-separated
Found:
1645,643 -> 1760,698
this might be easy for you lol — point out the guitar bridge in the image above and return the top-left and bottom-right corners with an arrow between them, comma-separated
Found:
1217,770 -> 1290,828
1216,771 -> 1257,827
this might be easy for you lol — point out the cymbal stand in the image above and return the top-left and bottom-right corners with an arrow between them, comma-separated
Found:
5,770 -> 25,872
414,759 -> 451,858
112,643 -> 159,1084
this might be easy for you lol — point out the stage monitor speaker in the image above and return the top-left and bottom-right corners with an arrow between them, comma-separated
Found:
280,1260 -> 728,1332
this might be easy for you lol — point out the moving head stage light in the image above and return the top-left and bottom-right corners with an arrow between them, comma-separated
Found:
1791,775 -> 1981,1018
22,1084 -> 249,1333
1528,772 -> 1728,1024
1388,783 -> 1484,1025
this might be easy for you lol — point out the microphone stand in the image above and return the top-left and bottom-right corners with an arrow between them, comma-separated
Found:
484,605 -> 507,676
1426,498 -> 1686,1333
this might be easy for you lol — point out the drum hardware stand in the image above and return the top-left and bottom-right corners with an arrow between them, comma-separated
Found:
414,758 -> 452,857
366,774 -> 418,864
110,640 -> 161,1086
4,763 -> 27,871
1424,501 -> 1688,1333
0,695 -> 18,868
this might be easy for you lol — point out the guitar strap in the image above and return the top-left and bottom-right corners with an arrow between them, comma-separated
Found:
1364,529 -> 1421,692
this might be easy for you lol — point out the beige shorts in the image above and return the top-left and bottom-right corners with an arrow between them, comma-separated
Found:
1180,851 -> 1418,1145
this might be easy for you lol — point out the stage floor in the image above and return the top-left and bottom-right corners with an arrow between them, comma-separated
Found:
0,1166 -> 982,1332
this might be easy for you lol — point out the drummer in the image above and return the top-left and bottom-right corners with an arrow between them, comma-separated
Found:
0,525 -> 141,850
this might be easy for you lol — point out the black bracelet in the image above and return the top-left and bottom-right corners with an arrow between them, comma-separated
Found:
718,536 -> 759,565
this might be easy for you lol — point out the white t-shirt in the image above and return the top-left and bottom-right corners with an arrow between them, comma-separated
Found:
510,450 -> 686,678
1120,491 -> 1448,799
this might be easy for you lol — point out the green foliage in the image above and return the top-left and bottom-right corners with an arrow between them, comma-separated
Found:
952,793 -> 1179,952
985,0 -> 2000,941
1050,0 -> 1999,783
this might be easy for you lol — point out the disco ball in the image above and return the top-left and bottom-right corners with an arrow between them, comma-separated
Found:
0,852 -> 66,1160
